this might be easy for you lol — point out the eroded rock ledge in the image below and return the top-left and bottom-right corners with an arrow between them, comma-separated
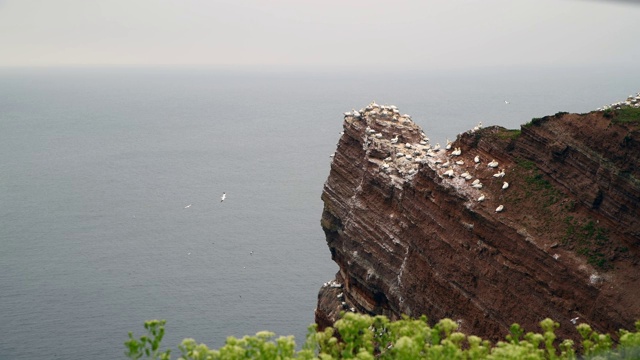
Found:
315,102 -> 640,342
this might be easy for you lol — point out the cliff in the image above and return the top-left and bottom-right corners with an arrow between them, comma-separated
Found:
315,101 -> 640,342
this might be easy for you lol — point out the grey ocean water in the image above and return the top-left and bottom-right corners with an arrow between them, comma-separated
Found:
1,66 -> 638,359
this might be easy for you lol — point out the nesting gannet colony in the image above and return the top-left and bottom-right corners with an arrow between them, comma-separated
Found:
340,101 -> 518,215
596,92 -> 640,111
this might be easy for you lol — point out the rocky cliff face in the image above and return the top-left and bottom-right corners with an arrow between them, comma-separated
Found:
316,102 -> 640,342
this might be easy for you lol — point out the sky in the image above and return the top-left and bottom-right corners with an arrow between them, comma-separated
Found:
0,0 -> 639,70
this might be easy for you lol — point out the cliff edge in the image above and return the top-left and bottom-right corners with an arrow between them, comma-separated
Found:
316,100 -> 640,342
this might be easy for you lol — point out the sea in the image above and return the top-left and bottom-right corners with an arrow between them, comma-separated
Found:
1,65 -> 638,359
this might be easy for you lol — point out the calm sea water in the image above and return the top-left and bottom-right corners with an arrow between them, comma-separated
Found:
1,66 -> 638,359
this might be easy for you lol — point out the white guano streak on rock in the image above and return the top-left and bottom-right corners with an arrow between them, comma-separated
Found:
396,245 -> 410,288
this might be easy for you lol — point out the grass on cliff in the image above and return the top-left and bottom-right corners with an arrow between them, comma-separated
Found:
604,107 -> 640,124
523,112 -> 569,128
495,129 -> 522,140
510,158 -> 621,270
563,216 -> 613,270
512,158 -> 563,209
126,315 -> 640,360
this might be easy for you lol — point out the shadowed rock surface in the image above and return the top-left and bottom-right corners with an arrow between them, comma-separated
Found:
316,103 -> 640,342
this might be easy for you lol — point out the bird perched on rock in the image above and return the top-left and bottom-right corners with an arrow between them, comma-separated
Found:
495,205 -> 504,212
502,182 -> 509,190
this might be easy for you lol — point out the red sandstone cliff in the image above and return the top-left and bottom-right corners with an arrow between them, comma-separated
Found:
315,103 -> 640,343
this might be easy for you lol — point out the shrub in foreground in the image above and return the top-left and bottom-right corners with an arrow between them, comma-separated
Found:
125,314 -> 640,359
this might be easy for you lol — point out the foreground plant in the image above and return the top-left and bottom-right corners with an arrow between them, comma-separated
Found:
126,315 -> 640,359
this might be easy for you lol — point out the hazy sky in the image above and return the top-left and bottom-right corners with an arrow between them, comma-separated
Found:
1,0 -> 639,69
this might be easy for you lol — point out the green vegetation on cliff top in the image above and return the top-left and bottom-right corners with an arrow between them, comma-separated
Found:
126,314 -> 640,360
604,107 -> 640,123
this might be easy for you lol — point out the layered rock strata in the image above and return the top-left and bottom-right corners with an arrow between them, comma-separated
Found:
316,102 -> 640,342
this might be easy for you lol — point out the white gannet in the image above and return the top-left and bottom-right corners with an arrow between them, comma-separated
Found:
396,152 -> 405,158
375,133 -> 383,139
477,194 -> 485,202
471,182 -> 483,189
455,160 -> 464,165
495,205 -> 504,212
404,143 -> 412,149
474,155 -> 480,163
419,140 -> 428,146
221,192 -> 226,202
504,100 -> 510,104
444,169 -> 455,177
432,143 -> 441,151
452,147 -> 462,156
493,169 -> 506,178
488,159 -> 499,168
461,171 -> 470,179
472,179 -> 481,185
343,110 -> 352,117
502,181 -> 509,190
445,139 -> 452,150
184,204 -> 192,209
440,161 -> 450,168
570,317 -> 579,325
352,109 -> 361,117
391,135 -> 399,144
